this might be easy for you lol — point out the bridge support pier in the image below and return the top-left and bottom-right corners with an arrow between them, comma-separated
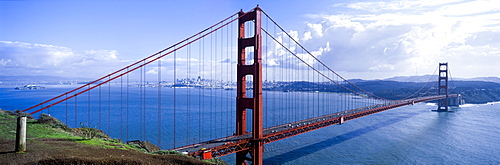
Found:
236,6 -> 263,165
435,63 -> 450,112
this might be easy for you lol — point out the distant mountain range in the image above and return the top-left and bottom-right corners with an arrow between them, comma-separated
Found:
1,75 -> 499,84
381,75 -> 500,83
2,75 -> 500,104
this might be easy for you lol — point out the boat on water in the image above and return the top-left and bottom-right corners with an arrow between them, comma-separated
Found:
15,85 -> 45,90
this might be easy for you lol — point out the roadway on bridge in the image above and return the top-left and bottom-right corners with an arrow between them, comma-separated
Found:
173,95 -> 453,157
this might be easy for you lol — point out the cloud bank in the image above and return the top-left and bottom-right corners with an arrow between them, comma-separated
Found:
0,41 -> 129,78
2,0 -> 499,80
294,0 -> 500,79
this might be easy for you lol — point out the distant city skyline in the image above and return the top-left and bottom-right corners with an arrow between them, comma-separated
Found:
1,0 -> 499,80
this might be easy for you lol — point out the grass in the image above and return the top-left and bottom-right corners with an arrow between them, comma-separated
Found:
0,110 -> 226,164
0,113 -> 18,139
76,138 -> 138,151
27,121 -> 77,140
0,110 -> 140,152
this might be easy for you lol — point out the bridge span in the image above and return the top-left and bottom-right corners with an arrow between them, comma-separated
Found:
175,94 -> 457,159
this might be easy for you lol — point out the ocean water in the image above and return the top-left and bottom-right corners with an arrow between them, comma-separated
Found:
252,103 -> 500,164
1,85 -> 499,164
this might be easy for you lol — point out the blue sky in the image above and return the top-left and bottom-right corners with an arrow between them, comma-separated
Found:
1,0 -> 499,80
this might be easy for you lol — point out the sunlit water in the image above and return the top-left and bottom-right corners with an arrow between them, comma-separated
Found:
240,103 -> 500,164
1,85 -> 499,164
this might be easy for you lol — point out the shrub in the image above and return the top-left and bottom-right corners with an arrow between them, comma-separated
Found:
0,109 -> 12,118
105,138 -> 122,143
14,110 -> 34,119
37,113 -> 71,131
78,123 -> 102,140
128,143 -> 142,149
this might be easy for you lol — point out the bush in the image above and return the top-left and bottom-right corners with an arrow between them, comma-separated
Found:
37,113 -> 71,131
128,143 -> 142,149
77,123 -> 105,140
14,110 -> 34,119
0,109 -> 13,119
104,138 -> 122,143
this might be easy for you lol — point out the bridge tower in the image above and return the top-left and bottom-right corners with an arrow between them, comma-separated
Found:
436,63 -> 449,112
236,7 -> 263,165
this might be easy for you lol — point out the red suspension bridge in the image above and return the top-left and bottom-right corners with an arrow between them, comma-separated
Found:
22,7 -> 459,164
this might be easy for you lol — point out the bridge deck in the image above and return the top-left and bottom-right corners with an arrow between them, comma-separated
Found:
173,95 -> 456,159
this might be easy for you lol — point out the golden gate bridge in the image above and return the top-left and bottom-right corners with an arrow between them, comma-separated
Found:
22,6 -> 459,164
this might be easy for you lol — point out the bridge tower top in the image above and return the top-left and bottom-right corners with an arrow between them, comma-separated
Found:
437,62 -> 449,112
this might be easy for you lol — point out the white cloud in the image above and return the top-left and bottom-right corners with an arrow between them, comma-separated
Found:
302,31 -> 313,41
306,23 -> 324,37
296,0 -> 500,79
85,50 -> 118,60
263,32 -> 331,70
369,64 -> 395,71
347,0 -> 466,12
434,0 -> 500,16
146,69 -> 158,74
0,41 -> 129,78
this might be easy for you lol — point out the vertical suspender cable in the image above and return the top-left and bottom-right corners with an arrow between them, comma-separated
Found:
187,41 -> 191,145
65,94 -> 68,124
273,26 -> 283,125
120,76 -> 123,140
226,20 -> 230,135
143,61 -> 147,141
173,47 -> 177,148
106,76 -> 110,133
108,76 -> 111,134
280,28 -> 284,124
88,85 -> 90,126
74,96 -> 77,128
201,37 -> 205,142
220,25 -> 224,136
210,29 -> 214,139
198,37 -> 205,141
314,60 -> 317,117
307,50 -> 311,119
291,40 -> 294,121
223,23 -> 228,136
317,63 -> 320,116
126,68 -> 129,142
158,53 -> 162,148
140,66 -> 143,140
288,35 -> 291,122
214,29 -> 219,138
198,36 -> 202,143
99,86 -> 102,130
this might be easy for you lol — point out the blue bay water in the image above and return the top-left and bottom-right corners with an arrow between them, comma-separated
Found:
1,85 -> 499,164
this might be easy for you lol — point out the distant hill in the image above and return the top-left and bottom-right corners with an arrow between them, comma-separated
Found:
267,79 -> 500,104
460,77 -> 500,83
2,75 -> 499,104
382,75 -> 500,84
352,80 -> 500,104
